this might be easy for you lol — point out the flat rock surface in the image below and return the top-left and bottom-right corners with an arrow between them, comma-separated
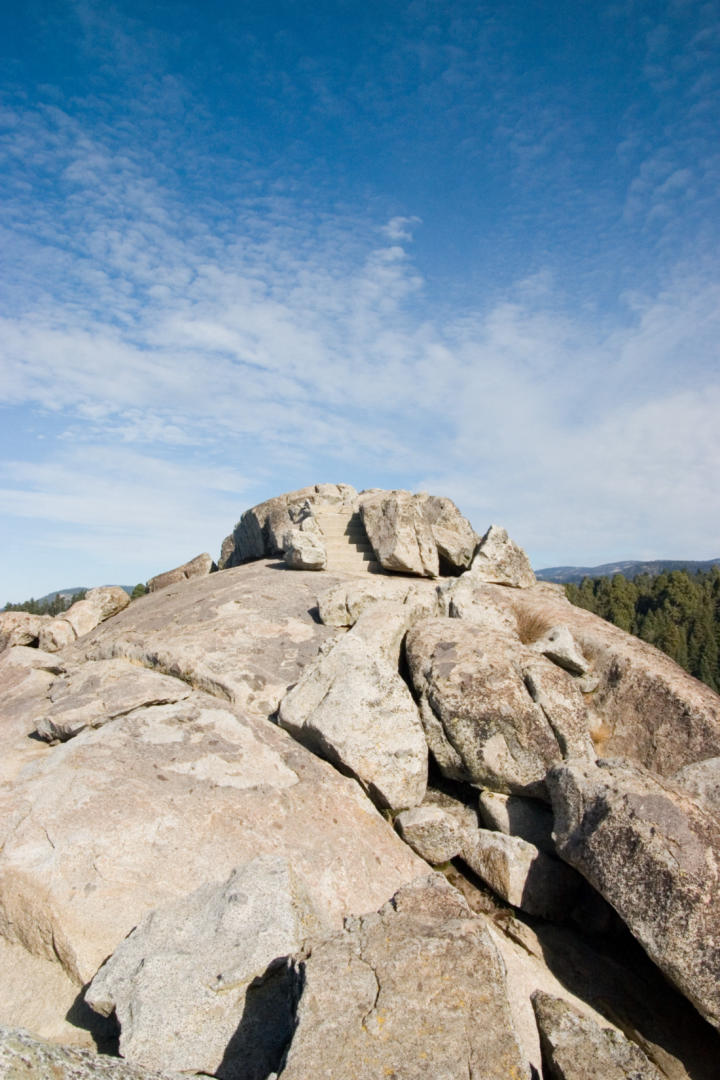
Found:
549,758 -> 720,1030
0,688 -> 423,989
74,561 -> 345,720
673,756 -> 720,816
278,874 -> 531,1080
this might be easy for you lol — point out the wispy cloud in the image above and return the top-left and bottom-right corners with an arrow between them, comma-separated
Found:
1,1 -> 719,601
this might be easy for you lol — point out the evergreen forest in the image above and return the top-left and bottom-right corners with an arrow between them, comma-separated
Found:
3,590 -> 87,617
566,568 -> 720,692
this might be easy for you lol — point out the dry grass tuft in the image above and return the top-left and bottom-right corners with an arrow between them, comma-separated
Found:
513,606 -> 555,645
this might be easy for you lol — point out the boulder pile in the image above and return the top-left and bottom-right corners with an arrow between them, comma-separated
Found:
1,484 -> 719,1079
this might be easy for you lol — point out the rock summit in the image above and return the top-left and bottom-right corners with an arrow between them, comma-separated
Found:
1,483 -> 719,1079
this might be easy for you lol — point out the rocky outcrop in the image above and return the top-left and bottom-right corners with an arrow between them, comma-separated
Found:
549,758 -> 720,1031
0,611 -> 50,652
147,551 -> 214,592
86,856 -> 321,1078
278,875 -> 531,1080
359,490 -> 440,576
469,524 -> 537,587
38,587 -> 131,653
446,579 -> 720,777
3,484 -> 720,1079
278,600 -> 430,810
220,483 -> 357,566
405,617 -> 594,797
531,991 -> 664,1079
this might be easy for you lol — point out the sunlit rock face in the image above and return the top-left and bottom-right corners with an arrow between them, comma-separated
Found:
1,483 -> 720,1080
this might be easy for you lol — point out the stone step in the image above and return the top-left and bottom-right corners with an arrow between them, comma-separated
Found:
314,510 -> 382,575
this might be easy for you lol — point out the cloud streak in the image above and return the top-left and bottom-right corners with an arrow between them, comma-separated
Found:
1,1 -> 719,601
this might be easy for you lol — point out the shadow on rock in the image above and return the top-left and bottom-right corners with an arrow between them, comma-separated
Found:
216,957 -> 298,1080
65,985 -> 120,1055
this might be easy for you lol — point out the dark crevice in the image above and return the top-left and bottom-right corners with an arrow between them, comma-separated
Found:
65,987 -> 120,1055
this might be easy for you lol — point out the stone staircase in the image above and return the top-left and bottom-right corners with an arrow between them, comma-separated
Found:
314,510 -> 384,575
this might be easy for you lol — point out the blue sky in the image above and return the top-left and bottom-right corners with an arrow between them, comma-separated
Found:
1,0 -> 719,602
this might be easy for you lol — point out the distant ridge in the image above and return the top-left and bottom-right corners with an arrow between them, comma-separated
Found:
536,558 -> 720,584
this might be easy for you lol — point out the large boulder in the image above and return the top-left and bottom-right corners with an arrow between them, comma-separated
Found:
359,490 -> 439,577
0,612 -> 50,652
86,856 -> 321,1079
417,493 -> 479,570
469,525 -> 537,588
531,991 -> 664,1080
548,758 -> 720,1030
447,580 -> 720,777
38,587 -> 131,653
221,483 -> 357,566
283,513 -> 327,570
278,600 -> 430,810
405,617 -> 594,798
147,552 -> 214,592
278,874 -> 531,1080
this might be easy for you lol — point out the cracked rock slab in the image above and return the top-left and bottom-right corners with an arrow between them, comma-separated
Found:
278,601 -> 428,810
86,856 -> 321,1078
0,685 -> 424,994
34,659 -> 192,742
548,758 -> 720,1031
278,874 -> 531,1080
532,991 -> 664,1080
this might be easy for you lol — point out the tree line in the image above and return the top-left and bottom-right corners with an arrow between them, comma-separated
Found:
3,584 -> 147,617
566,568 -> 720,692
3,590 -> 87,617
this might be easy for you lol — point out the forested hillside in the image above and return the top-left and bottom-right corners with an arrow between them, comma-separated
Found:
2,590 -> 87,617
566,568 -> 720,692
